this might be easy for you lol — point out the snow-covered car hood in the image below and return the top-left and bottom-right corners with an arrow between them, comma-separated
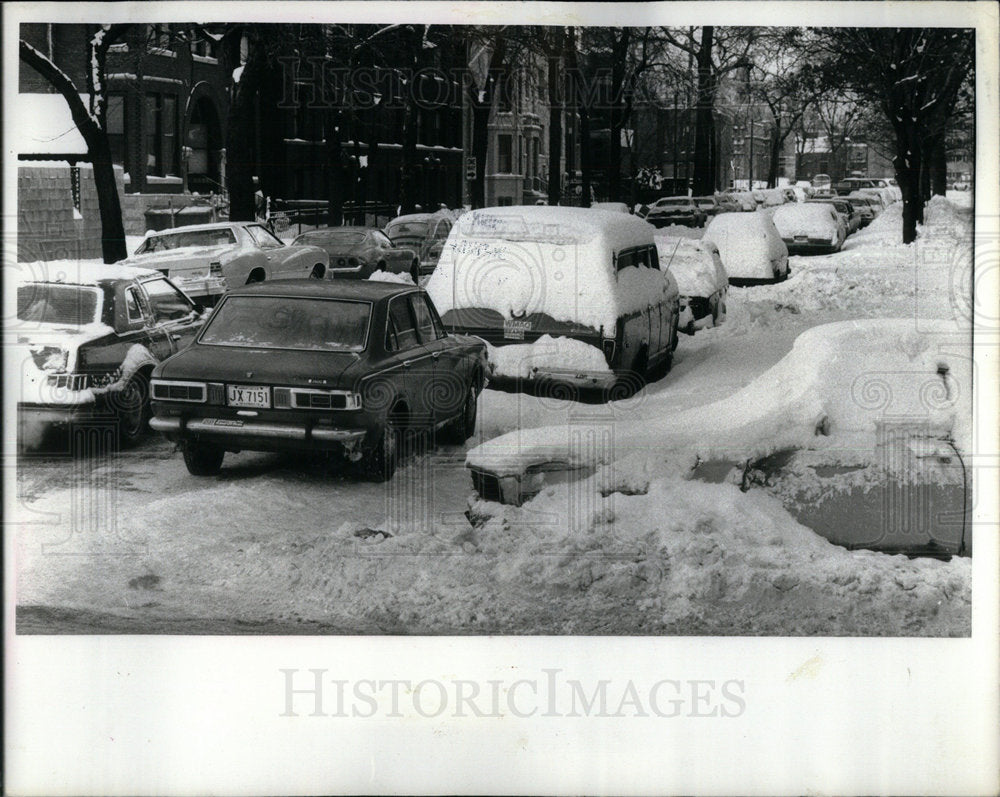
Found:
655,238 -> 726,298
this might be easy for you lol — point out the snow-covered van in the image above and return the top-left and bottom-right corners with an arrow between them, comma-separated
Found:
426,206 -> 680,394
702,212 -> 789,282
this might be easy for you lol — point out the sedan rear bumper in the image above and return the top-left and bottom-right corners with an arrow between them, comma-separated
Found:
150,415 -> 367,445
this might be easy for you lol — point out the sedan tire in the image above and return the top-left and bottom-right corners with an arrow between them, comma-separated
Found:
183,442 -> 225,476
440,382 -> 478,444
115,374 -> 151,447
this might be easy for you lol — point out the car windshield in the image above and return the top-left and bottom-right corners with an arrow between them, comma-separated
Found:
295,231 -> 367,246
199,296 -> 371,351
386,221 -> 429,237
136,228 -> 236,253
17,284 -> 100,325
695,199 -> 715,207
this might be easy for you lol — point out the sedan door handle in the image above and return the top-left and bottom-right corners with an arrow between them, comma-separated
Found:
432,351 -> 441,360
403,359 -> 416,367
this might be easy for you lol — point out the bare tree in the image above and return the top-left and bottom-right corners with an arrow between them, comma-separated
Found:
817,28 -> 974,243
660,26 -> 757,194
19,25 -> 130,263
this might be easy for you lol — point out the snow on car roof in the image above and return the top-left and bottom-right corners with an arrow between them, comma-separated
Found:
15,259 -> 162,285
143,221 -> 261,236
427,206 -> 670,332
773,203 -> 838,222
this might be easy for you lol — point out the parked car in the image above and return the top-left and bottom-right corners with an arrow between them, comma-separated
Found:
811,187 -> 838,200
591,202 -> 631,214
383,211 -> 455,277
643,196 -> 706,228
292,227 -> 418,282
806,197 -> 860,235
846,195 -> 878,227
850,188 -> 886,213
713,193 -> 742,214
760,188 -> 788,208
149,280 -> 488,479
772,203 -> 846,254
655,236 -> 728,334
17,263 -> 207,446
702,212 -> 789,283
124,221 -> 328,304
426,206 -> 681,395
693,195 -> 724,218
811,173 -> 832,189
727,191 -> 759,211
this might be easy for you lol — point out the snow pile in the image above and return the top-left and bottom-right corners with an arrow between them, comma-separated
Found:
17,457 -> 967,635
427,206 -> 672,333
467,318 -> 971,477
367,270 -> 415,285
655,236 -> 726,298
16,259 -> 160,284
485,335 -> 611,380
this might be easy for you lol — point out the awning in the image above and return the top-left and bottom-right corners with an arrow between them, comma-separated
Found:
15,93 -> 90,160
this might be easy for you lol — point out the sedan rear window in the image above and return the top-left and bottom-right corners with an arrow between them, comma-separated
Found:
17,284 -> 100,325
386,221 -> 429,237
136,228 -> 236,253
295,231 -> 367,246
199,296 -> 371,351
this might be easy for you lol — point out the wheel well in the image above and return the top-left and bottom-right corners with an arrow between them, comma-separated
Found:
311,263 -> 325,278
247,268 -> 266,283
388,400 -> 409,425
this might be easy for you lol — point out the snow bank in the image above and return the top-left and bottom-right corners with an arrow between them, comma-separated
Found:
367,270 -> 415,285
486,335 -> 611,380
427,206 -> 672,333
467,318 -> 971,477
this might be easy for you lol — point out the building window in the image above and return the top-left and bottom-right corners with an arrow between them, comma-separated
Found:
498,134 -> 513,173
147,24 -> 172,51
145,93 -> 178,176
106,93 -> 126,166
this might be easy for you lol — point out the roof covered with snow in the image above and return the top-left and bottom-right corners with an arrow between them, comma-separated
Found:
15,93 -> 89,157
16,259 -> 162,285
426,206 -> 672,332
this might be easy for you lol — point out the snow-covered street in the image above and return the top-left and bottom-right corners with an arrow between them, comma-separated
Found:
15,194 -> 975,635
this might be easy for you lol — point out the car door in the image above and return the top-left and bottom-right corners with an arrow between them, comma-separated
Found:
245,224 -> 296,277
139,276 -> 202,354
372,230 -> 407,273
116,281 -> 173,363
411,292 -> 466,425
383,294 -> 436,427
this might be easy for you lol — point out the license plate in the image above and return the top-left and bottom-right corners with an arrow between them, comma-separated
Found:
227,385 -> 270,408
503,319 -> 531,340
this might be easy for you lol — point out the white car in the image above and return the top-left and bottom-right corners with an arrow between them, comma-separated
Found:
123,221 -> 329,304
772,203 -> 846,255
702,212 -> 789,283
655,236 -> 728,334
729,191 -> 759,211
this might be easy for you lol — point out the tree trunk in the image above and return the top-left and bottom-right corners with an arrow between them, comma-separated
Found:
325,109 -> 345,227
608,30 -> 630,203
86,132 -> 128,263
226,88 -> 258,221
692,26 -> 715,195
546,33 -> 563,206
567,34 -> 592,207
467,39 -> 506,210
930,136 -> 948,196
767,126 -> 782,189
398,28 -> 423,215
892,128 -> 923,244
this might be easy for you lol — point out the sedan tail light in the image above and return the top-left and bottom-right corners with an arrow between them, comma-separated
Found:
602,338 -> 616,366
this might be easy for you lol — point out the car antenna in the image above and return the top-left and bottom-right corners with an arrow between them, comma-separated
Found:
664,239 -> 682,271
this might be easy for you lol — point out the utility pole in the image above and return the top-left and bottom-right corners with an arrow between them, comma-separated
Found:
748,115 -> 754,189
672,91 -> 678,194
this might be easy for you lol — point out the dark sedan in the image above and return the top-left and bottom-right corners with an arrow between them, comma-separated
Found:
643,196 -> 706,228
149,280 -> 488,480
291,228 -> 419,282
